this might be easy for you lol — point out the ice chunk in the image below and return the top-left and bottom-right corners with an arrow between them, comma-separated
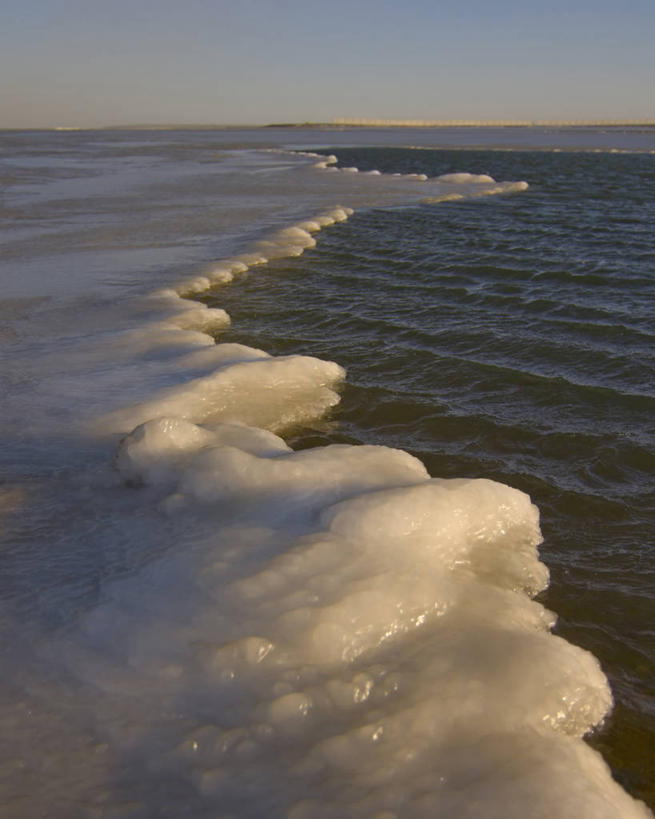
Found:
97,352 -> 345,434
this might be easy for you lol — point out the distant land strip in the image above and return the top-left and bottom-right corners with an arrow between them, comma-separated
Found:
39,119 -> 655,132
332,117 -> 655,127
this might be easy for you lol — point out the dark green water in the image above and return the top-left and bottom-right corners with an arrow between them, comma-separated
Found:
204,146 -> 655,805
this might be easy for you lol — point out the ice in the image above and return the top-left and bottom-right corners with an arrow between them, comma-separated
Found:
438,172 -> 496,184
115,417 -> 289,486
146,288 -> 231,332
99,350 -> 345,434
2,139 -> 649,818
63,416 -> 646,817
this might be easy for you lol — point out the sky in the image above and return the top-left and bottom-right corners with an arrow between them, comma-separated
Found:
1,0 -> 653,128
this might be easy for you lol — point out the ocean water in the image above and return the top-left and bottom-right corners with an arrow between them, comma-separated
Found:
1,127 -> 654,817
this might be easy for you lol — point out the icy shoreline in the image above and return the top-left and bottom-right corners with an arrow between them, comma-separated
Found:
1,141 -> 651,817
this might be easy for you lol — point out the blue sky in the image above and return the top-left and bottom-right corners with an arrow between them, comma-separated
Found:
1,0 -> 653,127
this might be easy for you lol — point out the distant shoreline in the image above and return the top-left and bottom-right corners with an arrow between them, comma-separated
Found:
101,120 -> 655,130
3,120 -> 654,133
329,118 -> 655,128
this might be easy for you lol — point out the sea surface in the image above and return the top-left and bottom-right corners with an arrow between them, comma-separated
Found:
1,126 -> 654,817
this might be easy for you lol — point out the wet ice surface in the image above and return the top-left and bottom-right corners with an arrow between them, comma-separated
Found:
0,133 -> 652,817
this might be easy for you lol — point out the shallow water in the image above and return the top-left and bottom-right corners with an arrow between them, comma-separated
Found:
1,127 -> 654,817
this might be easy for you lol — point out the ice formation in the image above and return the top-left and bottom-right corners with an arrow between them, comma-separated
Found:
84,191 -> 649,817
4,145 -> 651,818
70,410 -> 647,817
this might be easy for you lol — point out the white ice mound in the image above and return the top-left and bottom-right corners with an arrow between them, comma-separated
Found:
98,346 -> 345,434
174,206 -> 354,297
322,478 -> 549,595
116,417 -> 291,486
117,417 -> 428,513
255,226 -> 317,260
438,172 -> 496,184
146,288 -> 231,333
59,418 -> 652,818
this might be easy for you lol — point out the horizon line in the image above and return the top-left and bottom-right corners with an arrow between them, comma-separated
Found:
2,118 -> 655,132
